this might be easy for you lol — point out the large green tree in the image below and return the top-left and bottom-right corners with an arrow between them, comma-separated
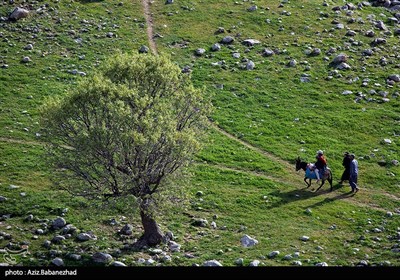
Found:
40,53 -> 212,246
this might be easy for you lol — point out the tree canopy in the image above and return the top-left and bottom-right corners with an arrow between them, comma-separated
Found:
41,52 -> 212,246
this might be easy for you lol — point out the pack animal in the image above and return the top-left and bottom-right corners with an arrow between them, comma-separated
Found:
295,157 -> 333,192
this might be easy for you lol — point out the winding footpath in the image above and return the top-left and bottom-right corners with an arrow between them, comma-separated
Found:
142,0 -> 157,55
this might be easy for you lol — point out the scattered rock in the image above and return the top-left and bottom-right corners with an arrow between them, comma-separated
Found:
76,232 -> 95,242
119,224 -> 133,236
249,260 -> 260,266
51,258 -> 64,267
203,260 -> 223,266
357,260 -> 369,266
196,191 -> 203,197
161,255 -> 172,263
191,218 -> 208,227
283,254 -> 293,260
25,214 -> 34,222
242,39 -> 260,47
262,48 -> 275,57
292,260 -> 302,266
144,258 -> 155,265
43,240 -> 51,248
383,139 -> 392,144
51,235 -> 65,244
300,236 -> 310,241
92,252 -> 113,264
240,235 -> 258,247
235,258 -> 244,266
211,43 -> 221,52
9,7 -> 30,21
221,36 -> 234,44
139,45 -> 149,53
21,57 -> 31,63
149,248 -> 163,255
67,254 -> 81,261
60,225 -> 76,235
24,44 -> 33,50
195,48 -> 206,56
169,241 -> 181,252
52,218 -> 66,230
268,251 -> 280,258
246,61 -> 255,70
111,261 -> 126,267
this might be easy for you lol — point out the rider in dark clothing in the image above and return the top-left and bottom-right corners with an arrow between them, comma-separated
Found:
339,152 -> 351,184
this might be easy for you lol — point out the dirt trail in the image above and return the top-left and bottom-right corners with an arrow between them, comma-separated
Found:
0,137 -> 43,146
213,124 -> 295,172
142,0 -> 157,55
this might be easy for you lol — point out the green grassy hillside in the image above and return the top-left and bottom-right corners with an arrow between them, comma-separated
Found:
0,0 -> 399,267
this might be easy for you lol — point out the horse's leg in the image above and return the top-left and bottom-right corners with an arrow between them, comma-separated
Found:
316,180 -> 325,192
304,177 -> 310,188
328,176 -> 333,192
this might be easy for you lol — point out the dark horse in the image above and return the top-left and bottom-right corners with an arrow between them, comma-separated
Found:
295,157 -> 333,192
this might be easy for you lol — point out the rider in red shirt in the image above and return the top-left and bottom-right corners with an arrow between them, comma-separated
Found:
314,150 -> 327,183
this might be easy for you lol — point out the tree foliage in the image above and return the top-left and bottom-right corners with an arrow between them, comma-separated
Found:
41,52 -> 212,215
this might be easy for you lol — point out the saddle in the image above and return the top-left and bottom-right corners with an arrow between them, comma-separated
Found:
305,165 -> 329,179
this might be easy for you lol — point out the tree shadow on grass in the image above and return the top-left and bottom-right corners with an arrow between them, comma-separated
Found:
266,183 -> 346,209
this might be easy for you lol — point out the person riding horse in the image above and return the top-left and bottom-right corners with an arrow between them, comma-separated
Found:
314,150 -> 327,183
295,154 -> 333,192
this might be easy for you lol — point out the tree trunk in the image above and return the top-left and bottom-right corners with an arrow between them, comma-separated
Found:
132,197 -> 164,248
137,209 -> 163,247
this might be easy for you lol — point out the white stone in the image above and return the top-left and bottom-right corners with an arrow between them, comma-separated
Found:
111,261 -> 126,267
300,236 -> 310,241
249,260 -> 260,266
145,259 -> 155,265
292,260 -> 302,266
383,139 -> 392,144
203,260 -> 223,267
51,258 -> 64,266
240,235 -> 258,247
77,233 -> 91,241
169,241 -> 181,252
